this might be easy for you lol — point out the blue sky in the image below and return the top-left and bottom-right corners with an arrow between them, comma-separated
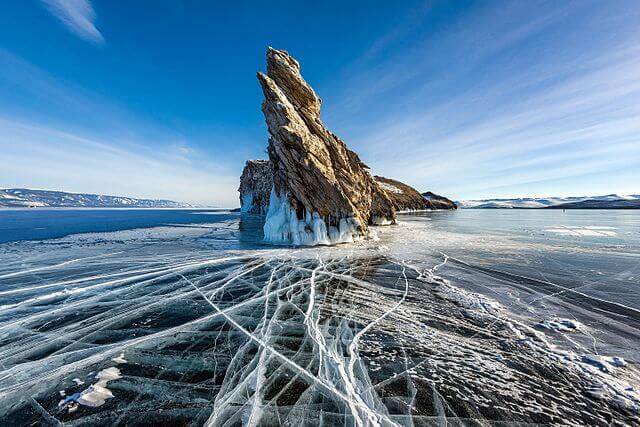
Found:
0,0 -> 638,206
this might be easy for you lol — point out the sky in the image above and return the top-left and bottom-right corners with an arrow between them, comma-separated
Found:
0,0 -> 639,206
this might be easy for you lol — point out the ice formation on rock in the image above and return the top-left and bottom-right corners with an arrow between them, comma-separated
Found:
256,47 -> 396,245
263,189 -> 360,245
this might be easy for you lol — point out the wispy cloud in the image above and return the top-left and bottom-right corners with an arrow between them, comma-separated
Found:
42,0 -> 104,44
324,1 -> 640,199
0,49 -> 240,206
0,117 -> 239,206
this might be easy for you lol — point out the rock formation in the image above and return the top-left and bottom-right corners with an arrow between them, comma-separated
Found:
238,160 -> 272,214
422,191 -> 457,210
374,176 -> 457,211
374,176 -> 429,211
241,47 -> 457,245
257,47 -> 395,245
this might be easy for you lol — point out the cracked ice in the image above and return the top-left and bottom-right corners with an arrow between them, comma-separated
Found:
0,216 -> 639,425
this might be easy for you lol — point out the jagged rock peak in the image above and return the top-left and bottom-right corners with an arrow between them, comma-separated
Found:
257,47 -> 396,245
265,47 -> 321,117
238,160 -> 272,214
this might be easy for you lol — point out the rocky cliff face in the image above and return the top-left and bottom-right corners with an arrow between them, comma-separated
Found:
238,160 -> 272,214
257,47 -> 395,245
422,191 -> 457,210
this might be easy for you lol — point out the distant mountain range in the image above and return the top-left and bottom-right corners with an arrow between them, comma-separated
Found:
0,188 -> 190,208
458,194 -> 640,209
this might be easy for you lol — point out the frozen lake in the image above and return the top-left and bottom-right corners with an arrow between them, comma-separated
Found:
0,209 -> 638,425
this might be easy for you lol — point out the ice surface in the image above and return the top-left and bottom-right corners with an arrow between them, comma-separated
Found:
111,352 -> 127,364
582,355 -> 628,372
0,210 -> 639,425
545,226 -> 617,236
539,318 -> 583,332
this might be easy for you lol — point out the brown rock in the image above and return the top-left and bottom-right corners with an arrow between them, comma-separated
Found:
374,176 -> 429,211
422,191 -> 457,210
375,177 -> 457,211
257,47 -> 395,244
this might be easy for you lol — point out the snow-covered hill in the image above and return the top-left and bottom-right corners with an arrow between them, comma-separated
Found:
0,188 -> 190,208
458,194 -> 640,209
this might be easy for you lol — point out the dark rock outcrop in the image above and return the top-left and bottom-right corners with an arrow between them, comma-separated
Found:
374,176 -> 428,211
375,177 -> 457,211
257,47 -> 395,244
422,191 -> 457,210
238,160 -> 272,214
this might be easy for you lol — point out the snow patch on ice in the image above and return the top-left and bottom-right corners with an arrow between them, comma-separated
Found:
538,318 -> 582,332
76,367 -> 121,407
58,367 -> 122,412
111,352 -> 127,364
437,283 -> 502,313
581,354 -> 627,373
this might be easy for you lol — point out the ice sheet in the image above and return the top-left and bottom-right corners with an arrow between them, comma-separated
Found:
0,210 -> 639,425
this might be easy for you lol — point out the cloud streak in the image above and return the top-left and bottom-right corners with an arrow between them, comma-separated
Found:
0,49 -> 240,206
324,1 -> 640,200
0,117 -> 239,206
42,0 -> 104,44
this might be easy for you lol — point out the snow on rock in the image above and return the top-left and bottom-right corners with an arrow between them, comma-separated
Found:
374,177 -> 457,211
377,181 -> 404,194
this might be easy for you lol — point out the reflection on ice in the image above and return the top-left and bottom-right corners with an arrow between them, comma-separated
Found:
0,212 -> 639,425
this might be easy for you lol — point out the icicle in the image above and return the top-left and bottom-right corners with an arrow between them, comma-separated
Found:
262,188 -> 361,246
